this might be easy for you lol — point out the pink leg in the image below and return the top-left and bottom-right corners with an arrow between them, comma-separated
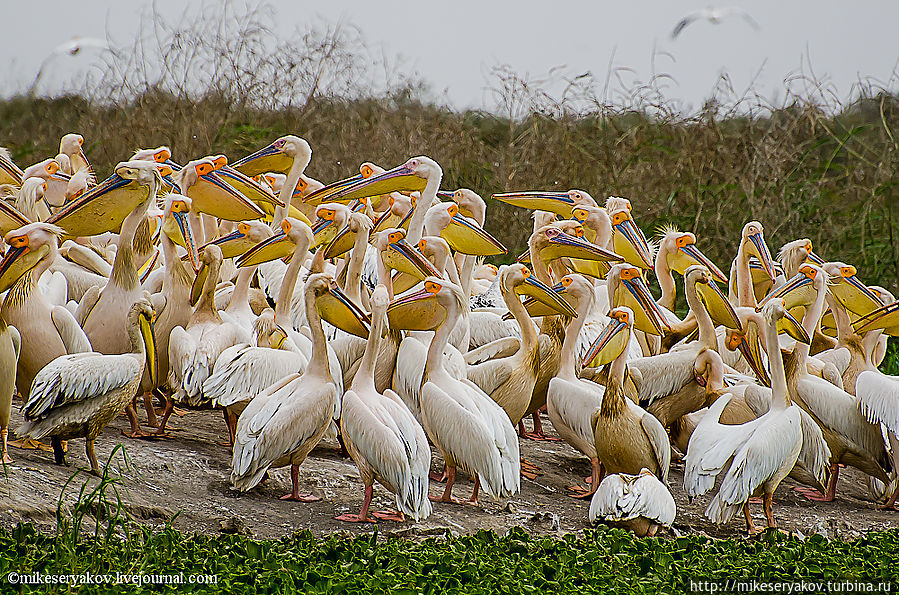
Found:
881,483 -> 899,511
335,485 -> 377,522
280,464 -> 321,502
568,457 -> 600,499
429,463 -> 448,483
794,463 -> 838,502
122,400 -> 149,438
429,466 -> 467,504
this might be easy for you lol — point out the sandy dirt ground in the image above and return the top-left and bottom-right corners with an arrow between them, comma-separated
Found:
0,405 -> 896,542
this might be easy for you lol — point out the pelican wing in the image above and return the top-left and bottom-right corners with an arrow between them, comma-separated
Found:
705,408 -> 801,524
24,353 -> 141,421
628,349 -> 696,406
420,381 -> 506,499
205,345 -> 307,407
466,356 -> 516,398
464,336 -> 521,365
589,474 -> 628,524
51,305 -> 92,354
857,370 -> 899,435
590,473 -> 676,525
638,406 -> 672,483
232,375 -> 336,490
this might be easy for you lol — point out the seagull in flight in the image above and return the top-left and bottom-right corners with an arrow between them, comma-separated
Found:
51,37 -> 112,56
670,6 -> 760,39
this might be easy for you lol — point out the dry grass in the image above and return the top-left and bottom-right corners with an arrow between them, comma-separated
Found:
1,4 -> 896,294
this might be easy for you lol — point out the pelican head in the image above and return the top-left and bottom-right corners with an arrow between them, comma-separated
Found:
571,205 -> 611,245
132,146 -> 172,163
377,228 -> 441,279
160,194 -> 200,271
306,273 -> 371,338
822,261 -> 884,318
502,263 -> 576,317
608,263 -> 671,336
232,135 -> 311,177
176,157 -> 265,222
450,188 -> 487,224
531,225 -> 621,263
761,297 -> 810,345
658,227 -> 727,282
778,238 -> 824,278
22,158 -> 59,181
583,306 -> 634,367
424,201 -> 506,256
322,210 -> 373,259
204,221 -> 272,262
47,160 -> 159,237
324,156 -> 438,203
0,222 -> 64,291
741,221 -> 775,280
237,217 -> 313,268
59,133 -> 86,164
311,203 -> 352,248
387,277 -> 464,332
609,205 -> 654,270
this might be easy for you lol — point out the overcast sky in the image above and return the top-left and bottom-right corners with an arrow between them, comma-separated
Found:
4,1 -> 898,113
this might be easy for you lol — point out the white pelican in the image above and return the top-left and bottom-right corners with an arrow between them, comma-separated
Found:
545,274 -> 607,497
125,194 -> 200,437
684,299 -> 802,533
231,135 -> 312,227
729,221 -> 776,307
779,264 -> 891,501
589,469 -> 675,537
0,223 -> 90,400
58,133 -> 90,175
231,274 -> 366,500
18,297 -> 156,475
78,161 -> 158,355
466,264 -> 576,427
0,318 -> 20,462
387,277 -> 520,504
168,244 -> 250,405
586,307 -> 671,482
337,285 -> 432,523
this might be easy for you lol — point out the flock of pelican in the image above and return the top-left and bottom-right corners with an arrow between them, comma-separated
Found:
1,133 -> 897,536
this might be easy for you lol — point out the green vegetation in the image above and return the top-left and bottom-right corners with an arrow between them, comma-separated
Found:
3,523 -> 898,594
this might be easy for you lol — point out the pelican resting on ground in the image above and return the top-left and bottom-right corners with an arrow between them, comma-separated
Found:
18,298 -> 156,475
589,468 -> 675,537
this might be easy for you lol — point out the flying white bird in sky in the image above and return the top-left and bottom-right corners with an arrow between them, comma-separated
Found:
671,6 -> 760,39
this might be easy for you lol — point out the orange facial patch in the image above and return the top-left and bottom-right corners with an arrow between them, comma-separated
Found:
424,280 -> 441,294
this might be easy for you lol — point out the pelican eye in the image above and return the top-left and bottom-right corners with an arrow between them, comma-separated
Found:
320,209 -> 335,220
805,240 -> 813,251
799,264 -> 817,278
840,266 -> 856,278
388,232 -> 403,243
424,281 -> 441,294
561,276 -> 573,287
361,165 -> 374,177
447,204 -> 458,216
41,182 -> 47,192
522,267 -> 531,278
417,239 -> 427,251
296,178 -> 307,191
157,164 -> 173,177
676,235 -> 693,248
572,208 -> 588,221
9,236 -> 28,248
612,212 -> 628,225
614,311 -> 629,323
574,226 -> 584,238
196,163 -> 212,176
621,267 -> 640,280
173,201 -> 188,213
238,223 -> 250,234
272,138 -> 286,149
281,220 -> 292,234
